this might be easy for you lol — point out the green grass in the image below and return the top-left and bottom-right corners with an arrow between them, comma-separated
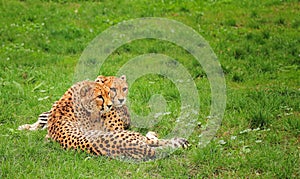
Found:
1,0 -> 299,178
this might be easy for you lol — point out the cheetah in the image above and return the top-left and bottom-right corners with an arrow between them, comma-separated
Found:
18,75 -> 131,132
47,80 -> 188,161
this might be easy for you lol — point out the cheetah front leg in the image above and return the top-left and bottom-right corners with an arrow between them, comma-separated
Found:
145,131 -> 189,149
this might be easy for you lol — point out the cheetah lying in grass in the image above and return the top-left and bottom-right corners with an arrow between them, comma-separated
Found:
45,80 -> 188,160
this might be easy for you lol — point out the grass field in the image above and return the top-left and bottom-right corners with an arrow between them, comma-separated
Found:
0,0 -> 299,178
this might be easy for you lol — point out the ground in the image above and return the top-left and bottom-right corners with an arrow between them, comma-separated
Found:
0,0 -> 299,178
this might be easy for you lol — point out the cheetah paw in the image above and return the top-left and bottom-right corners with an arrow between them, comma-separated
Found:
146,131 -> 159,140
170,138 -> 190,149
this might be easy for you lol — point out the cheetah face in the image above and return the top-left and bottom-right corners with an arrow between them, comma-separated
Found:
79,82 -> 113,113
95,75 -> 128,107
94,84 -> 113,113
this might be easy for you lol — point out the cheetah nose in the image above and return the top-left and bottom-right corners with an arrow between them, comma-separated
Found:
118,99 -> 124,103
107,104 -> 112,109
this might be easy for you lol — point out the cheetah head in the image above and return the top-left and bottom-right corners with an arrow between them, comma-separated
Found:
95,75 -> 128,107
78,82 -> 113,114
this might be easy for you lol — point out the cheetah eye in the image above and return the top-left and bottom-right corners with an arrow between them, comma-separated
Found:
110,88 -> 116,92
97,95 -> 104,101
122,87 -> 127,92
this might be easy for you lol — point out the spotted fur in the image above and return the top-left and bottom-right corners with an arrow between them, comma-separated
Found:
47,81 -> 188,160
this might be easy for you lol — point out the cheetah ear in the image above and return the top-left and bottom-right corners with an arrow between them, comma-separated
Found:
80,84 -> 92,97
120,75 -> 126,81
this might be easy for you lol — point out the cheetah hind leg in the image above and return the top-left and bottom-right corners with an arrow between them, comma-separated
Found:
83,130 -> 157,162
119,146 -> 156,162
148,136 -> 189,159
